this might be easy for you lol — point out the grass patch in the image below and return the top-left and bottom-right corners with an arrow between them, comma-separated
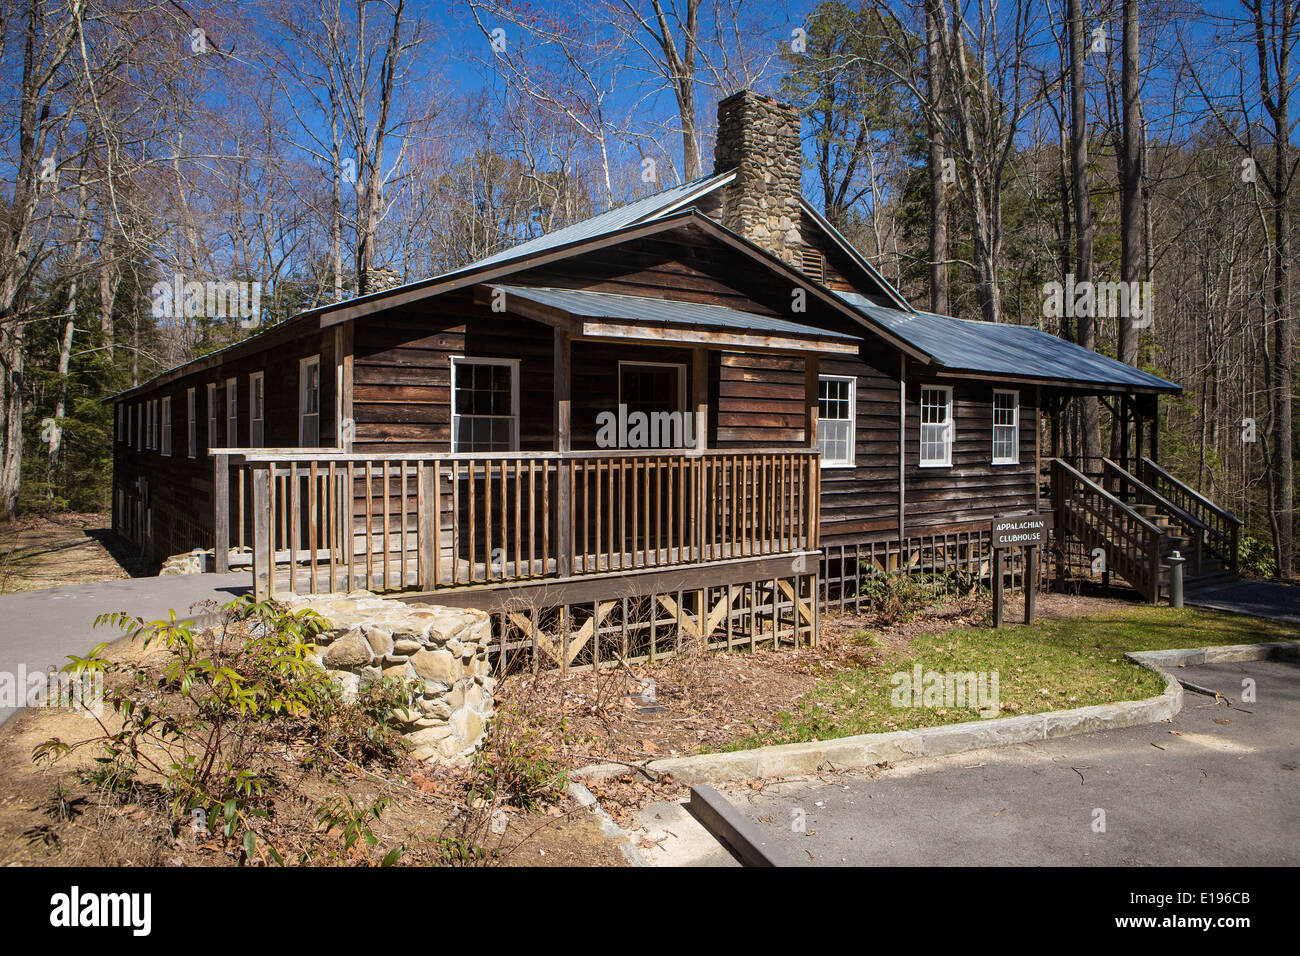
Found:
731,606 -> 1293,749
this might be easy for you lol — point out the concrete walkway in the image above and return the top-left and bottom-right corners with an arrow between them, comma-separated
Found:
0,573 -> 251,726
717,658 -> 1299,866
1186,578 -> 1300,625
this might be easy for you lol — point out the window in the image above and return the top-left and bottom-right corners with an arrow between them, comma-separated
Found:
150,400 -> 158,450
116,406 -> 123,442
992,390 -> 1019,465
125,404 -> 132,446
136,405 -> 143,451
451,357 -> 518,452
817,375 -> 856,467
145,401 -> 153,450
187,388 -> 197,458
250,372 -> 265,447
225,377 -> 238,447
299,355 -> 321,446
161,397 -> 172,456
919,385 -> 953,467
206,383 -> 218,448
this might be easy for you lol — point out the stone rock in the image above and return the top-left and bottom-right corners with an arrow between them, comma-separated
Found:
322,628 -> 374,669
392,639 -> 423,655
326,669 -> 360,703
410,648 -> 457,686
362,627 -> 393,657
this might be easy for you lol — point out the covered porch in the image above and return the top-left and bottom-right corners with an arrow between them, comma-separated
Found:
213,284 -> 856,606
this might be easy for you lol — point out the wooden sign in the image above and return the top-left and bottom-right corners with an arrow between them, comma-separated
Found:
990,511 -> 1054,629
991,512 -> 1054,549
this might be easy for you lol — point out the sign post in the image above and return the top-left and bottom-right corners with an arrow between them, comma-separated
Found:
990,512 -> 1053,628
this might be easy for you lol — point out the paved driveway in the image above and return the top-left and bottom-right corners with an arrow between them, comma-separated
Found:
722,659 -> 1300,866
0,573 -> 250,725
1186,579 -> 1300,626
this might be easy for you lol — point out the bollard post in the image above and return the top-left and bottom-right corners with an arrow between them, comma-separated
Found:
1167,550 -> 1185,608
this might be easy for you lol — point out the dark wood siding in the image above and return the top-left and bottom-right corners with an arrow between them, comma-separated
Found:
112,321 -> 339,561
901,378 -> 1040,534
818,352 -> 902,541
712,352 -> 806,448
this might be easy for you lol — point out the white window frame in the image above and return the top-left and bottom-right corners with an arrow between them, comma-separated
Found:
992,389 -> 1020,465
206,382 -> 218,449
817,374 -> 856,468
249,371 -> 265,448
145,401 -> 154,450
225,377 -> 238,447
187,388 -> 197,458
160,396 -> 172,457
919,385 -> 954,468
299,354 -> 322,446
116,405 -> 123,442
137,404 -> 143,451
450,356 -> 519,453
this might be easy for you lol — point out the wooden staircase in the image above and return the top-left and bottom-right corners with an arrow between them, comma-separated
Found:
1050,458 -> 1242,602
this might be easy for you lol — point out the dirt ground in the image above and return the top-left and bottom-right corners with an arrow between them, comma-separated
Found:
0,620 -> 626,868
0,513 -> 146,593
500,588 -> 1138,826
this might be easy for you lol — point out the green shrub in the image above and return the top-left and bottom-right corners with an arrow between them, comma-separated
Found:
31,598 -> 356,858
858,570 -> 981,625
1238,535 -> 1277,578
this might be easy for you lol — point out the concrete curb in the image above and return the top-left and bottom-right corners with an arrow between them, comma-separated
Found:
688,785 -> 797,867
571,641 -> 1300,789
567,781 -> 650,867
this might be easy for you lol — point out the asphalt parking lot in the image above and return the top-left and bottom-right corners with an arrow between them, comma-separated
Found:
719,659 -> 1300,866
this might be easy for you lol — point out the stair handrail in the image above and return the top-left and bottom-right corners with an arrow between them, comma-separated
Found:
1051,458 -> 1165,602
1139,457 -> 1242,573
1103,459 -> 1206,575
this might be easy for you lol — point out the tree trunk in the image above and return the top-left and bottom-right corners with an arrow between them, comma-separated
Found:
1068,0 -> 1101,469
925,0 -> 949,315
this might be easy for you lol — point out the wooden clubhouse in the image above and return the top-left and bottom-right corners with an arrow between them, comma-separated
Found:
109,91 -> 1240,669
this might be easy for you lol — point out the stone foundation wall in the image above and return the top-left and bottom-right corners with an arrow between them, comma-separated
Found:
283,591 -> 495,765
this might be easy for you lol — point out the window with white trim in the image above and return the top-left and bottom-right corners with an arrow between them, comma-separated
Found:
919,385 -> 953,467
187,388 -> 197,458
161,396 -> 172,456
225,377 -> 238,447
451,357 -> 518,452
992,389 -> 1019,465
145,401 -> 153,450
250,372 -> 265,447
817,375 -> 856,467
299,355 -> 321,446
136,404 -> 143,451
150,400 -> 159,450
206,383 -> 218,449
116,405 -> 123,442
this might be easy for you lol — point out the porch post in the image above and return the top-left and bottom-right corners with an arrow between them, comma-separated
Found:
804,355 -> 820,449
1150,397 -> 1159,463
692,347 -> 708,451
554,328 -> 572,577
213,453 -> 230,573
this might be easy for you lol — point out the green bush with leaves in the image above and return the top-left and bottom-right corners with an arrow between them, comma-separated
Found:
858,570 -> 981,625
1238,535 -> 1277,579
32,594 -> 411,863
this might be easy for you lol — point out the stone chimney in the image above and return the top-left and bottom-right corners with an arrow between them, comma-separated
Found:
712,90 -> 803,266
361,267 -> 404,295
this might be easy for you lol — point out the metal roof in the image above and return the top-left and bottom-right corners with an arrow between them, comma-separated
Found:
492,285 -> 860,342
836,291 -> 1181,393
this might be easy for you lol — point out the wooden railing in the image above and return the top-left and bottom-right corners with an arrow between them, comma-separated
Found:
1139,458 -> 1241,573
216,448 -> 820,598
1103,459 -> 1205,576
1051,458 -> 1164,603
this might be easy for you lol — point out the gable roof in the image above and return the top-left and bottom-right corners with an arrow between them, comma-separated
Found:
836,292 -> 1181,394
